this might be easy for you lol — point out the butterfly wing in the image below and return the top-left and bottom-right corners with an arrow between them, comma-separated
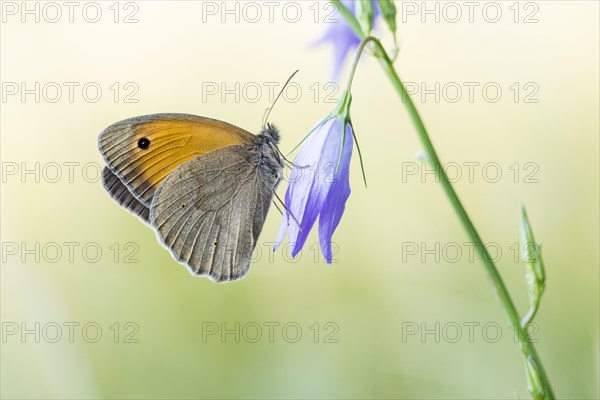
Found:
98,113 -> 255,207
150,145 -> 277,282
101,166 -> 150,224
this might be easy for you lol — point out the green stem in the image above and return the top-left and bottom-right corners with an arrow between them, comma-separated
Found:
344,37 -> 379,93
344,32 -> 556,399
331,3 -> 555,395
373,40 -> 554,397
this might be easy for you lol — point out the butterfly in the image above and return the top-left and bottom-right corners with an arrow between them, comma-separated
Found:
98,113 -> 285,283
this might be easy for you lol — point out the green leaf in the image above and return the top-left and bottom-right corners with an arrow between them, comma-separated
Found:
520,205 -> 546,328
377,0 -> 399,60
356,0 -> 374,36
525,356 -> 546,400
377,0 -> 397,34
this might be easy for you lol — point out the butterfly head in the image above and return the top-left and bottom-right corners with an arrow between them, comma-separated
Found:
259,123 -> 280,145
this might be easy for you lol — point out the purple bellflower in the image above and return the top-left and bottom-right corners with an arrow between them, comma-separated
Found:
275,2 -> 391,263
314,0 -> 379,80
275,92 -> 359,263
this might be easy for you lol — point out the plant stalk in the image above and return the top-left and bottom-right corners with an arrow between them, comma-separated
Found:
370,39 -> 554,398
331,3 -> 555,395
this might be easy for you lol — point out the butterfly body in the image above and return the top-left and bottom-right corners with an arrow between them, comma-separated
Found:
98,113 -> 283,282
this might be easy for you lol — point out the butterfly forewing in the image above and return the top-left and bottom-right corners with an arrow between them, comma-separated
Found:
98,113 -> 255,206
149,145 -> 277,282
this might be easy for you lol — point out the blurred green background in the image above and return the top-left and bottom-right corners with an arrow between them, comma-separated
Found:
1,1 -> 598,398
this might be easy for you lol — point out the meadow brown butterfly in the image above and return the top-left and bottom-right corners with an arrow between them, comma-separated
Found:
97,73 -> 299,282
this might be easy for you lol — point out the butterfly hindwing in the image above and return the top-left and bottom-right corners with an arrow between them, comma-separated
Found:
149,145 -> 277,282
101,166 -> 151,224
98,113 -> 256,207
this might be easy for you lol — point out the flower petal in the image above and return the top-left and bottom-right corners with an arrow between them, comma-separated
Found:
313,1 -> 360,80
288,119 -> 340,255
318,122 -> 353,263
313,0 -> 380,80
275,118 -> 337,253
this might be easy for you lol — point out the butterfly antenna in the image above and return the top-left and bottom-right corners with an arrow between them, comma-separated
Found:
261,108 -> 270,128
262,69 -> 299,129
274,191 -> 303,233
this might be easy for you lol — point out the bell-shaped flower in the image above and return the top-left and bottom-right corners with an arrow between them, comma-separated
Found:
275,93 -> 358,263
314,0 -> 380,80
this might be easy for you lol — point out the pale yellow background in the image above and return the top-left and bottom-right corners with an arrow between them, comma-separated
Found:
1,1 -> 598,398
